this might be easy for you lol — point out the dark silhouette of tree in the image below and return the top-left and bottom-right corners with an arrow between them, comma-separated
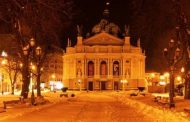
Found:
0,0 -> 76,98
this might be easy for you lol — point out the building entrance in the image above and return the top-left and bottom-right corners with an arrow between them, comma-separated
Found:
88,82 -> 93,91
114,81 -> 119,90
101,82 -> 106,90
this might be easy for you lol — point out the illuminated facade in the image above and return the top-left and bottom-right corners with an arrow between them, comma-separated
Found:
41,52 -> 63,89
0,34 -> 22,93
63,19 -> 146,90
0,57 -> 22,93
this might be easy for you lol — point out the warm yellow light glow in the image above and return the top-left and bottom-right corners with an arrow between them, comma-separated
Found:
120,79 -> 128,83
1,51 -> 7,57
20,63 -> 23,68
159,81 -> 166,86
164,72 -> 170,77
40,83 -> 45,89
78,79 -> 81,83
160,75 -> 165,80
40,67 -> 43,71
176,76 -> 181,81
151,73 -> 155,78
30,38 -> 35,47
51,74 -> 55,79
31,65 -> 35,70
181,67 -> 185,73
1,59 -> 7,65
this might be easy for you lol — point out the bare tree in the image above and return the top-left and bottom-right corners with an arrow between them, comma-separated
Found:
0,0 -> 76,98
2,56 -> 21,95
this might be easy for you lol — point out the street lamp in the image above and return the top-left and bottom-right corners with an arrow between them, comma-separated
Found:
29,63 -> 35,105
164,72 -> 170,84
1,51 -> 7,95
78,79 -> 81,91
22,38 -> 37,105
35,46 -> 42,96
163,39 -> 182,108
121,79 -> 128,91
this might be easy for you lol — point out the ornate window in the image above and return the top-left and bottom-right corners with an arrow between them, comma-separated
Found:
76,60 -> 82,77
100,61 -> 107,76
113,61 -> 119,76
88,61 -> 94,76
125,60 -> 131,78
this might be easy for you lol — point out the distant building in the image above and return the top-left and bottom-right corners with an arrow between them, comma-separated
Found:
41,52 -> 63,89
0,34 -> 22,93
63,14 -> 146,90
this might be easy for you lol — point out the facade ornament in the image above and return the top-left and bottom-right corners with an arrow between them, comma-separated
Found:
137,38 -> 141,47
92,19 -> 120,36
125,25 -> 130,36
77,25 -> 83,36
187,47 -> 190,58
67,38 -> 71,47
67,38 -> 70,47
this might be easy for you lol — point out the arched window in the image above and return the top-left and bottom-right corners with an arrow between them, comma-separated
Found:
113,61 -> 119,76
100,61 -> 107,76
88,61 -> 94,76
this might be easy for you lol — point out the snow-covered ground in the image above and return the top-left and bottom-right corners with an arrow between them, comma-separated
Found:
111,92 -> 190,122
0,91 -> 190,122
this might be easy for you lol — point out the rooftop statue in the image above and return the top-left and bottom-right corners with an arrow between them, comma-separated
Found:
92,19 -> 120,36
125,25 -> 130,36
77,25 -> 83,36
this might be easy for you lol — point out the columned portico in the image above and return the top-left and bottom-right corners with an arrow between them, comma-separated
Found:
63,16 -> 146,91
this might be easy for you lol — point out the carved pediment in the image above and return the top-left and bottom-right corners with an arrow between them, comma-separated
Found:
83,32 -> 124,46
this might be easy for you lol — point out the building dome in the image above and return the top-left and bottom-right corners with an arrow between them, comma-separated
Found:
92,19 -> 121,36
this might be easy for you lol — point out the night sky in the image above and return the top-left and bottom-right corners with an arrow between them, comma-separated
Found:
63,0 -> 166,72
64,0 -> 131,44
0,0 -> 189,72
62,0 -> 190,72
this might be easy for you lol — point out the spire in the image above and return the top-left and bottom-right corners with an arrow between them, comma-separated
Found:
67,38 -> 71,47
69,39 -> 72,47
67,38 -> 69,47
137,38 -> 141,47
103,1 -> 110,19
124,25 -> 130,36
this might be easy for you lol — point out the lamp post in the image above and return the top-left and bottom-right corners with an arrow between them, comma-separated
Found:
51,74 -> 56,91
172,0 -> 190,99
22,38 -> 37,105
30,63 -> 35,105
121,79 -> 128,91
164,39 -> 182,108
1,51 -> 7,95
78,79 -> 81,91
164,72 -> 170,84
36,46 -> 42,96
0,74 -> 3,95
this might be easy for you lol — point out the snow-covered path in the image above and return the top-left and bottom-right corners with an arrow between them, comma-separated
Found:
1,92 -> 154,122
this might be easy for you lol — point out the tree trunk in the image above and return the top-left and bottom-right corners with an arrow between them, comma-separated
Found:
184,78 -> 190,99
21,59 -> 30,99
36,65 -> 41,97
11,86 -> 14,95
184,60 -> 190,99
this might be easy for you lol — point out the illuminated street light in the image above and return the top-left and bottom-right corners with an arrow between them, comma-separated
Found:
1,51 -> 7,95
121,79 -> 128,91
164,72 -> 170,84
163,39 -> 182,108
181,67 -> 185,73
22,38 -> 38,104
78,79 -> 81,91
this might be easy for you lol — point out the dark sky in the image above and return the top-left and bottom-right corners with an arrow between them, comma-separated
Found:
62,0 -> 190,72
62,0 -> 157,71
62,0 -> 131,47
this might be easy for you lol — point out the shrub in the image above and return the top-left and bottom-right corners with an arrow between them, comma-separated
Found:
71,94 -> 75,97
61,87 -> 68,92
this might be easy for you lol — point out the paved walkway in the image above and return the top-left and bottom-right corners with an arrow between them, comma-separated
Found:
1,93 -> 154,122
